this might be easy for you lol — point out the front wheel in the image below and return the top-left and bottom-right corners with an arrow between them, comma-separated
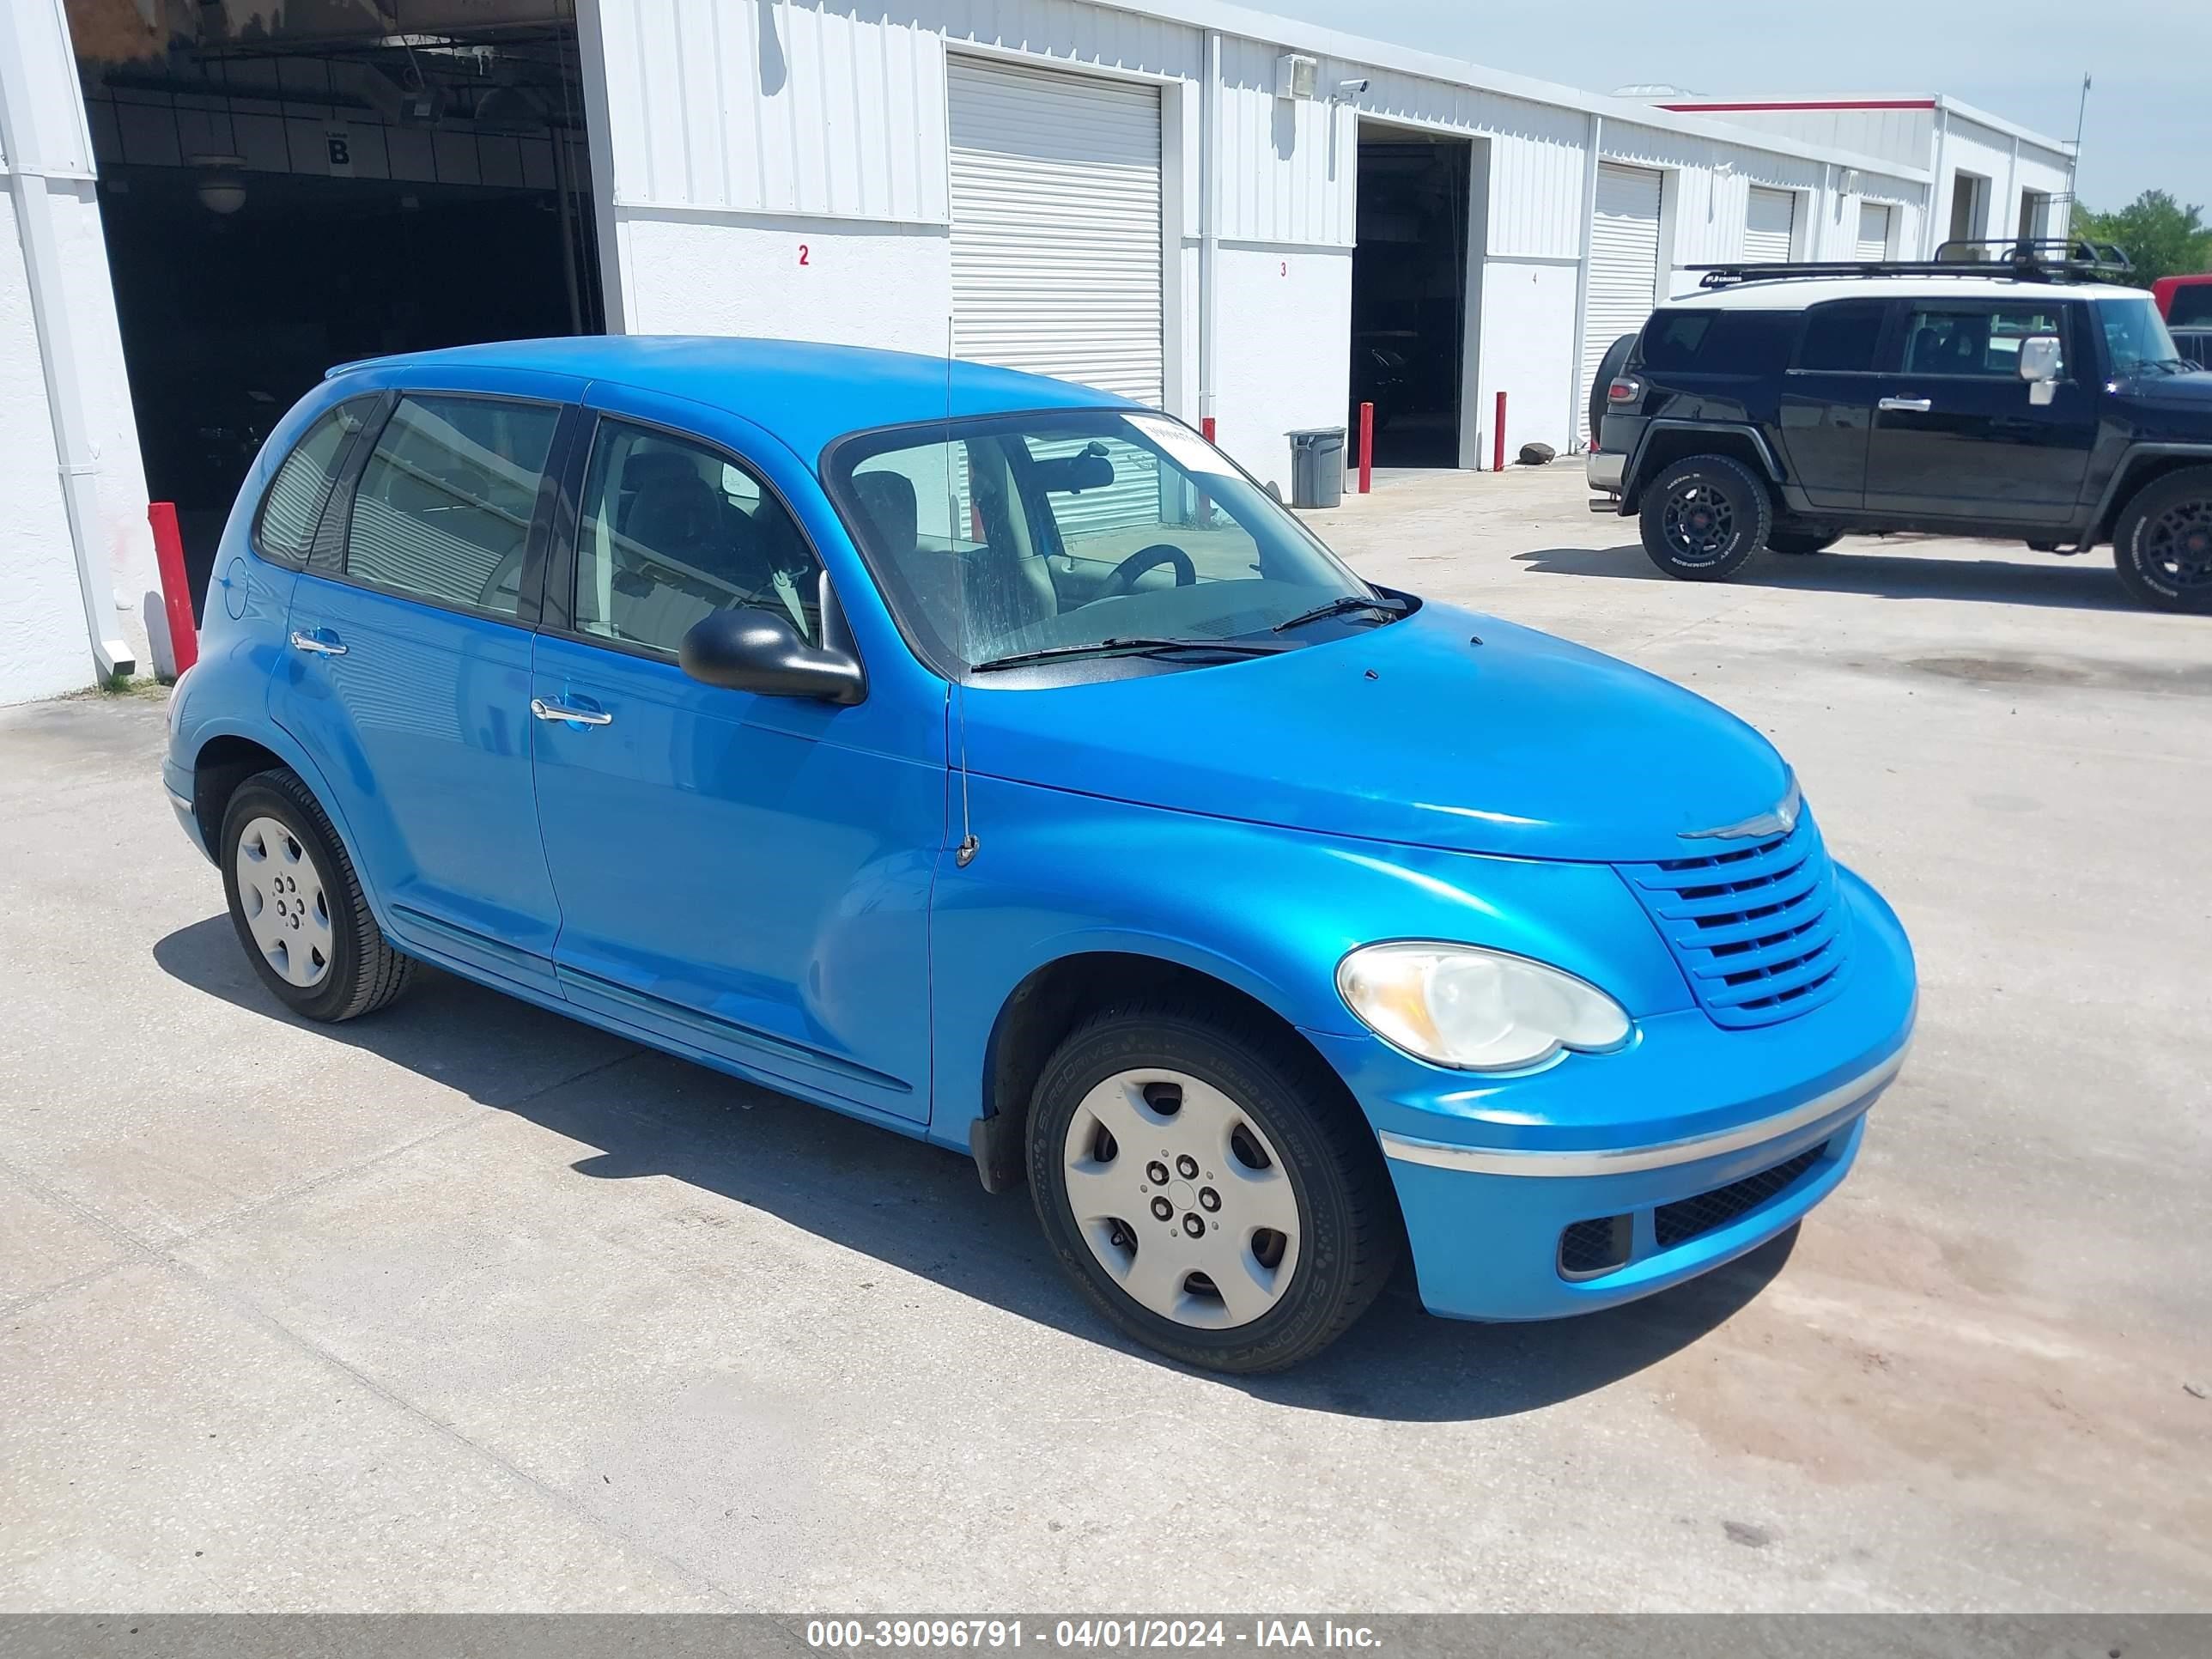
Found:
2112,466 -> 2212,612
1638,454 -> 1773,580
1027,1007 -> 1398,1373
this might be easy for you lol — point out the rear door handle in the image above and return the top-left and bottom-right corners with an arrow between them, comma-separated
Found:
289,629 -> 347,657
531,696 -> 613,727
1878,397 -> 1933,413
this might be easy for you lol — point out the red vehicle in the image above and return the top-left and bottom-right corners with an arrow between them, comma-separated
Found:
2153,273 -> 2212,326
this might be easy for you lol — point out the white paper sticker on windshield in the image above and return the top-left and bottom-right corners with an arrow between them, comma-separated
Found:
1126,412 -> 1234,477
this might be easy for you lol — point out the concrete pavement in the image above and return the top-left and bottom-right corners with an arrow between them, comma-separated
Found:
2,468 -> 2207,1611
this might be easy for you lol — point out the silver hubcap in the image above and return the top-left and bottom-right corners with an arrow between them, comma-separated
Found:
1060,1068 -> 1302,1329
234,815 -> 332,988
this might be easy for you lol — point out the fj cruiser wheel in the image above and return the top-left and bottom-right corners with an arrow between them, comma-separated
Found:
1639,454 -> 1772,580
1767,529 -> 1842,556
220,769 -> 414,1022
2112,466 -> 2212,613
1027,1006 -> 1398,1373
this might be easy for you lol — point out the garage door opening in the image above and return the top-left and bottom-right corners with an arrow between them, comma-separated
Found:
1352,127 -> 1474,470
69,0 -> 605,611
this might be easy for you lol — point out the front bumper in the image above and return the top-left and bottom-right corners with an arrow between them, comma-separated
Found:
1308,867 -> 1916,1320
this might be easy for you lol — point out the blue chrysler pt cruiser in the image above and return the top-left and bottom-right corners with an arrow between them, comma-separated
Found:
165,337 -> 1916,1372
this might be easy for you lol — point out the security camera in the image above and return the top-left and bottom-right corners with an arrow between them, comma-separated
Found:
1335,77 -> 1370,98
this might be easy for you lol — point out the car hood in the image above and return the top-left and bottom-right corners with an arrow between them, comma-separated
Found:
2113,368 -> 2212,407
960,601 -> 1793,863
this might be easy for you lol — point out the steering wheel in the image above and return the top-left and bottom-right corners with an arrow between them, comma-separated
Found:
1099,543 -> 1196,599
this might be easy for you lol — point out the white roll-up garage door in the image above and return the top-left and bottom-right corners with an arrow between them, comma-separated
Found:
1581,163 -> 1663,445
948,58 -> 1163,408
1855,202 -> 1893,262
1745,187 -> 1796,264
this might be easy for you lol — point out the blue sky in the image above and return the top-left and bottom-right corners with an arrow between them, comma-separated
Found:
1258,0 -> 2207,213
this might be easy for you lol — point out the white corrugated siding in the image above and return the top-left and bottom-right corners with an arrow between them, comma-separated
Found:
1745,186 -> 1796,263
949,58 -> 1163,533
1856,201 -> 1893,261
949,58 -> 1162,404
1580,163 -> 1662,441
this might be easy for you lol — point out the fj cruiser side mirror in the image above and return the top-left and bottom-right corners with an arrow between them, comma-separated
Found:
680,603 -> 866,705
2018,334 -> 2063,405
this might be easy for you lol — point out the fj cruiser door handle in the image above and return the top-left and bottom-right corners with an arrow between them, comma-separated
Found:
1878,397 -> 1933,413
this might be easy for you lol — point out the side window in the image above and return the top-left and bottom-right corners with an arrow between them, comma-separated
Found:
574,421 -> 823,656
343,395 -> 561,617
1796,301 -> 1888,373
1902,307 -> 2066,378
255,398 -> 374,564
1640,313 -> 1715,370
1639,311 -> 1793,374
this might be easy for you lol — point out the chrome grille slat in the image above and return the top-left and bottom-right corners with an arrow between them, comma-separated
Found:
1620,813 -> 1849,1029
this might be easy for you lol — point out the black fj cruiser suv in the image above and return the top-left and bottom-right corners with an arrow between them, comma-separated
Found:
1588,241 -> 2212,611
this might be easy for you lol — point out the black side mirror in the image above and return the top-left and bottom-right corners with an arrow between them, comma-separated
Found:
679,605 -> 866,705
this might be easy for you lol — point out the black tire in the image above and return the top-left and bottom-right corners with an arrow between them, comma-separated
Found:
1588,331 -> 1638,447
219,769 -> 414,1022
2112,465 -> 2212,613
1767,529 -> 1842,556
1638,453 -> 1773,580
1027,1005 -> 1399,1374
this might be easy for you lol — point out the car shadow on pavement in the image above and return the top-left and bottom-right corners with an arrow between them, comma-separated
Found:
1518,543 -> 2142,611
155,913 -> 1792,1422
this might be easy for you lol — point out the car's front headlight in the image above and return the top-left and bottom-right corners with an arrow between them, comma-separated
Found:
1336,942 -> 1632,1072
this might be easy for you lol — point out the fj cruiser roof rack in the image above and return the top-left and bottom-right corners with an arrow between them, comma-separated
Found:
1689,238 -> 2135,289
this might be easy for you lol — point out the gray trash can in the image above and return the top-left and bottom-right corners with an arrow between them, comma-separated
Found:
1286,427 -> 1346,508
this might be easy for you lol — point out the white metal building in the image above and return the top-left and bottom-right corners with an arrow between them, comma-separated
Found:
1650,96 -> 2077,262
3,0 -> 2075,705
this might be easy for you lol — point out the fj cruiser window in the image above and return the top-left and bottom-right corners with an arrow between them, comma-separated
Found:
1901,307 -> 2065,378
1640,310 -> 1795,374
1795,301 -> 1887,373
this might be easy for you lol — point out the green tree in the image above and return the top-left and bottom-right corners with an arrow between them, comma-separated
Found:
2071,191 -> 2212,285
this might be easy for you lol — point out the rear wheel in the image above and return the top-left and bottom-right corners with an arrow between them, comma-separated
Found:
2112,466 -> 2212,612
1027,1006 -> 1397,1373
220,769 -> 414,1022
1638,453 -> 1772,580
1767,528 -> 1842,556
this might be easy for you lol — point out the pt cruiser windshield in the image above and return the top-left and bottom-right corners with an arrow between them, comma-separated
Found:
829,410 -> 1395,675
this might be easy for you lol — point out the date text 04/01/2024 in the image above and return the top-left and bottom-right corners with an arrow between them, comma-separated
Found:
803,1620 -> 1383,1650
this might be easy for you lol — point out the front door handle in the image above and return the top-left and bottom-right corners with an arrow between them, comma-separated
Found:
1878,397 -> 1933,413
289,629 -> 347,657
531,696 -> 613,727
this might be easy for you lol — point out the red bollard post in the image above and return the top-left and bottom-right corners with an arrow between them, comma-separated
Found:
1357,401 -> 1374,495
148,501 -> 198,676
1493,392 -> 1508,473
1197,416 -> 1218,519
1200,416 -> 1217,445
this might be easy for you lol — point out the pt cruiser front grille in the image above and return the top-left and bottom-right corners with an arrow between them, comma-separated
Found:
1619,814 -> 1849,1029
1653,1145 -> 1826,1249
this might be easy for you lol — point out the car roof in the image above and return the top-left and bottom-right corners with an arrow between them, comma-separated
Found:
330,335 -> 1139,462
1657,276 -> 2154,312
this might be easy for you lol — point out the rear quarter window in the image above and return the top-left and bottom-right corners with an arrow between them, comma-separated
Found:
1639,310 -> 1796,374
254,398 -> 377,565
2169,283 -> 2212,327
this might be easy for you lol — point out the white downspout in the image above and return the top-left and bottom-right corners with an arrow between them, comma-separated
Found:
1926,101 -> 1951,257
1565,112 -> 1601,453
1198,30 -> 1220,433
0,0 -> 133,679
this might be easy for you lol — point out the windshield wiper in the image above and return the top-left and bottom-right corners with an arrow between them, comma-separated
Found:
969,636 -> 1291,673
1271,592 -> 1410,633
